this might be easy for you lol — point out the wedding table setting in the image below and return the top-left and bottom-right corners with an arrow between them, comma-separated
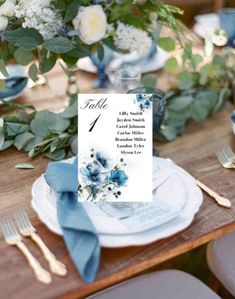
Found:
0,0 -> 235,298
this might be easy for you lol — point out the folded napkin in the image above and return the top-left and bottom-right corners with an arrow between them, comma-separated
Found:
44,157 -> 100,283
0,76 -> 28,100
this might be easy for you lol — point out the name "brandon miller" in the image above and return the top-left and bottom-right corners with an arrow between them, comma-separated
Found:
115,137 -> 146,142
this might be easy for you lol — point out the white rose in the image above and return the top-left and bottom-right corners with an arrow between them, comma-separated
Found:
73,5 -> 107,45
0,1 -> 15,17
0,16 -> 8,30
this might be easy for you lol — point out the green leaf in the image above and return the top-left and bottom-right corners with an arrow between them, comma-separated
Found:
67,29 -> 80,37
110,3 -> 132,22
0,133 -> 4,149
71,135 -> 77,154
4,28 -> 43,45
60,54 -> 78,67
30,111 -> 70,138
103,38 -> 117,51
199,64 -> 211,86
142,74 -> 157,88
18,111 -> 35,123
164,57 -> 178,73
0,140 -> 14,151
193,54 -> 203,66
119,14 -> 145,29
60,100 -> 78,118
1,43 -> 13,62
191,91 -> 217,121
157,37 -> 175,51
16,37 -> 38,51
6,123 -> 29,136
14,131 -> 34,150
191,101 -> 208,121
158,125 -> 177,141
14,163 -> 34,169
24,136 -> 43,152
212,55 -> 225,66
14,48 -> 34,66
39,53 -> 57,73
28,63 -> 39,82
0,59 -> 9,77
64,1 -> 80,22
45,149 -> 66,161
168,95 -> 193,112
177,71 -> 194,90
44,37 -> 75,54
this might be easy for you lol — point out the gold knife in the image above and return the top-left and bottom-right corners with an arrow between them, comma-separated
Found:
196,180 -> 232,209
166,158 -> 232,208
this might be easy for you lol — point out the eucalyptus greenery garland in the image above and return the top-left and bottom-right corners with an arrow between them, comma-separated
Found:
156,50 -> 235,141
1,50 -> 234,161
0,99 -> 78,160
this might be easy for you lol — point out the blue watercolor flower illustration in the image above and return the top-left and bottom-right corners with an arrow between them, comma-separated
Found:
109,169 -> 128,186
79,149 -> 128,202
96,152 -> 109,168
81,162 -> 104,184
135,94 -> 152,112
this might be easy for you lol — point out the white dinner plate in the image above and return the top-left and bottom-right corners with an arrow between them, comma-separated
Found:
99,158 -> 203,247
32,158 -> 186,235
31,158 -> 203,247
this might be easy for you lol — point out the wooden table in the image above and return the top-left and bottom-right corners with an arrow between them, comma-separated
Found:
0,67 -> 235,299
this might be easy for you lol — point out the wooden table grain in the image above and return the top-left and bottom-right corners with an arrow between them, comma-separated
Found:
0,67 -> 235,299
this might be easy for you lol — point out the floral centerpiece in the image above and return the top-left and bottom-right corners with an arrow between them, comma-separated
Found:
0,0 -> 186,161
0,0 -> 183,87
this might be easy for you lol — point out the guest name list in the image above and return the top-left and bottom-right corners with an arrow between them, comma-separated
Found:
115,111 -> 147,156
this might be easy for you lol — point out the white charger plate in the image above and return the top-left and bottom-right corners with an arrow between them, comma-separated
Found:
32,158 -> 186,235
31,158 -> 203,247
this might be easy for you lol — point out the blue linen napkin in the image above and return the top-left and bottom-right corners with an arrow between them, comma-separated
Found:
0,76 -> 28,100
44,157 -> 100,283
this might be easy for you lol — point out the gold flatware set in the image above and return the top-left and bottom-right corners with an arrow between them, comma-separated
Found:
168,152 -> 233,209
195,143 -> 235,209
0,209 -> 67,284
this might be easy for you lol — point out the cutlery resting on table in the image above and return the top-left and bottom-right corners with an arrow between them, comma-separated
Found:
0,210 -> 67,284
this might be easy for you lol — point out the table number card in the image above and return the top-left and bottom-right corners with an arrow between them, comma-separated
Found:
78,94 -> 152,202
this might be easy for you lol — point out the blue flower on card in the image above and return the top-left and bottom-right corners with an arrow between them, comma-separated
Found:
82,162 -> 102,183
79,149 -> 128,201
135,94 -> 152,112
109,169 -> 128,186
136,94 -> 144,102
96,152 -> 109,168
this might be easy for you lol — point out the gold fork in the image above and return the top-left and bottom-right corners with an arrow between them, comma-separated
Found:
15,209 -> 67,277
0,218 -> 52,284
216,145 -> 235,169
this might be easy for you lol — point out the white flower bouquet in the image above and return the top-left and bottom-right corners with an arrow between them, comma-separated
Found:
0,0 -> 183,82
